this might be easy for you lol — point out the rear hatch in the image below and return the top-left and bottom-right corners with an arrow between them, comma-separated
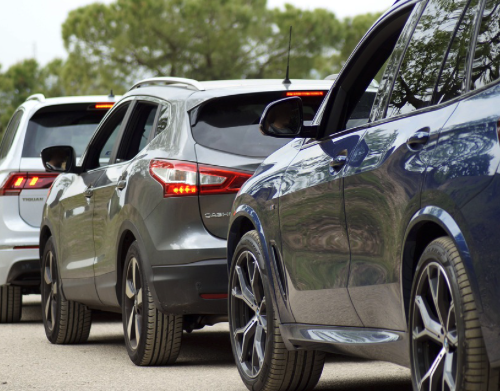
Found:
191,90 -> 327,238
18,103 -> 112,227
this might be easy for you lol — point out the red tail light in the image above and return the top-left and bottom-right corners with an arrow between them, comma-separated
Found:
149,160 -> 252,198
0,173 -> 59,196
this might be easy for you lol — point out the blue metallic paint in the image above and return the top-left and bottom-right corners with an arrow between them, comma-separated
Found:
420,82 -> 500,367
344,103 -> 459,331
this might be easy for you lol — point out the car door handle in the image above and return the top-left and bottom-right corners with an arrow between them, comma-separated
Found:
329,155 -> 347,170
407,129 -> 430,149
85,186 -> 93,198
117,180 -> 127,190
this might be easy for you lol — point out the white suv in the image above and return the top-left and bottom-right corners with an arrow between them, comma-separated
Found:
0,94 -> 117,322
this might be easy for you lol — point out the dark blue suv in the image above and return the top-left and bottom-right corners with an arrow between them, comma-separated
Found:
227,0 -> 500,390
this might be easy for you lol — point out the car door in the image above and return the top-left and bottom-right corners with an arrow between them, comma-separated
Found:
342,0 -> 476,330
277,1 -> 423,327
59,100 -> 132,305
279,131 -> 365,327
92,98 -> 160,306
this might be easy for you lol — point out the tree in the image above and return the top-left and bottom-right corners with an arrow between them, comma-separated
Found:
314,12 -> 381,77
248,4 -> 343,79
0,59 -> 44,137
62,0 -> 270,83
0,1 -> 382,138
0,59 -> 71,138
61,0 -> 347,82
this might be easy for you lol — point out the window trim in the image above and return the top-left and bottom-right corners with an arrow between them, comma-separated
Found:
370,0 -> 427,123
465,0 -> 490,92
81,98 -> 135,172
115,100 -> 160,162
318,1 -> 420,139
429,0 -> 483,106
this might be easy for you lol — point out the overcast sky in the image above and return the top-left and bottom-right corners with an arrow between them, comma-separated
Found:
0,0 -> 394,70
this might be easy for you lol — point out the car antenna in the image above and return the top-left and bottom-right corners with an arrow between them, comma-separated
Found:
282,26 -> 292,85
108,90 -> 115,98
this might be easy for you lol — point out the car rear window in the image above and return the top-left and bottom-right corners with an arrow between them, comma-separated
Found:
22,106 -> 109,157
191,92 -> 326,158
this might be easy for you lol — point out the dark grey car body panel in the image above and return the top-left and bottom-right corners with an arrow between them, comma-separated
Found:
40,80 -> 332,316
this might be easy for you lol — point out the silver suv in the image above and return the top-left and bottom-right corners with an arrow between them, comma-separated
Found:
0,94 -> 117,322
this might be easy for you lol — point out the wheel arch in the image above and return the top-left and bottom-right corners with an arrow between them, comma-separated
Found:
39,223 -> 53,263
227,204 -> 293,323
401,206 -> 481,323
227,212 -> 257,274
115,222 -> 141,307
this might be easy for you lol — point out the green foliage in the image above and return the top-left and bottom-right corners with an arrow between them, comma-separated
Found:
61,0 -> 378,81
315,12 -> 382,77
0,0 -> 383,139
0,59 -> 44,138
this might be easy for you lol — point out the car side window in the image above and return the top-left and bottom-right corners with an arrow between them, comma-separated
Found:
322,4 -> 416,136
85,102 -> 131,170
434,0 -> 481,104
471,0 -> 500,90
369,1 -> 426,122
387,0 -> 471,117
0,110 -> 23,161
155,104 -> 170,137
118,102 -> 159,161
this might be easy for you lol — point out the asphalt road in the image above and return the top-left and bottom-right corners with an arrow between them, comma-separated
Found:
0,295 -> 412,390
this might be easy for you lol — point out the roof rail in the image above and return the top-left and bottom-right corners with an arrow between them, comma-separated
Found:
129,77 -> 205,92
26,94 -> 46,102
324,74 -> 338,81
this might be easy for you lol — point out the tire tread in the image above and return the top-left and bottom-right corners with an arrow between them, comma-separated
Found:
232,231 -> 325,391
0,285 -> 22,323
138,286 -> 183,366
42,237 -> 92,345
430,238 -> 498,391
123,241 -> 183,366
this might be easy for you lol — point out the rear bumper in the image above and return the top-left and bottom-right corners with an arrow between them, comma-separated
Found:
0,249 -> 40,286
0,196 -> 41,286
151,259 -> 228,315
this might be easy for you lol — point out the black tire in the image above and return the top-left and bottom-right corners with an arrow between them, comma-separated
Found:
41,237 -> 92,344
0,285 -> 22,323
122,241 -> 183,366
229,230 -> 325,391
410,237 -> 499,391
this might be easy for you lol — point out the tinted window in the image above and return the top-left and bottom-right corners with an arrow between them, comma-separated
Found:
471,0 -> 500,90
434,0 -> 480,104
23,108 -> 107,157
155,105 -> 170,137
370,2 -> 425,122
0,110 -> 23,160
120,102 -> 158,160
388,0 -> 470,117
346,92 -> 377,129
191,92 -> 326,158
94,104 -> 130,167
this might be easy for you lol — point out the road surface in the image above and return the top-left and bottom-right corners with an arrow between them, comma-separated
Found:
0,295 -> 412,390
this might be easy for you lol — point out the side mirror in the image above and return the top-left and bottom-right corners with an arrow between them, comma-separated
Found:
41,146 -> 76,173
259,97 -> 318,139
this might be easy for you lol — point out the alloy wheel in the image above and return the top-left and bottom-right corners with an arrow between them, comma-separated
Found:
124,257 -> 143,350
230,250 -> 267,378
42,250 -> 58,331
412,262 -> 459,391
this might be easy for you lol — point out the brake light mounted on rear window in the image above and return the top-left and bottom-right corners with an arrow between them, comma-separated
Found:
284,91 -> 325,97
89,103 -> 115,110
0,173 -> 59,196
149,160 -> 252,198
